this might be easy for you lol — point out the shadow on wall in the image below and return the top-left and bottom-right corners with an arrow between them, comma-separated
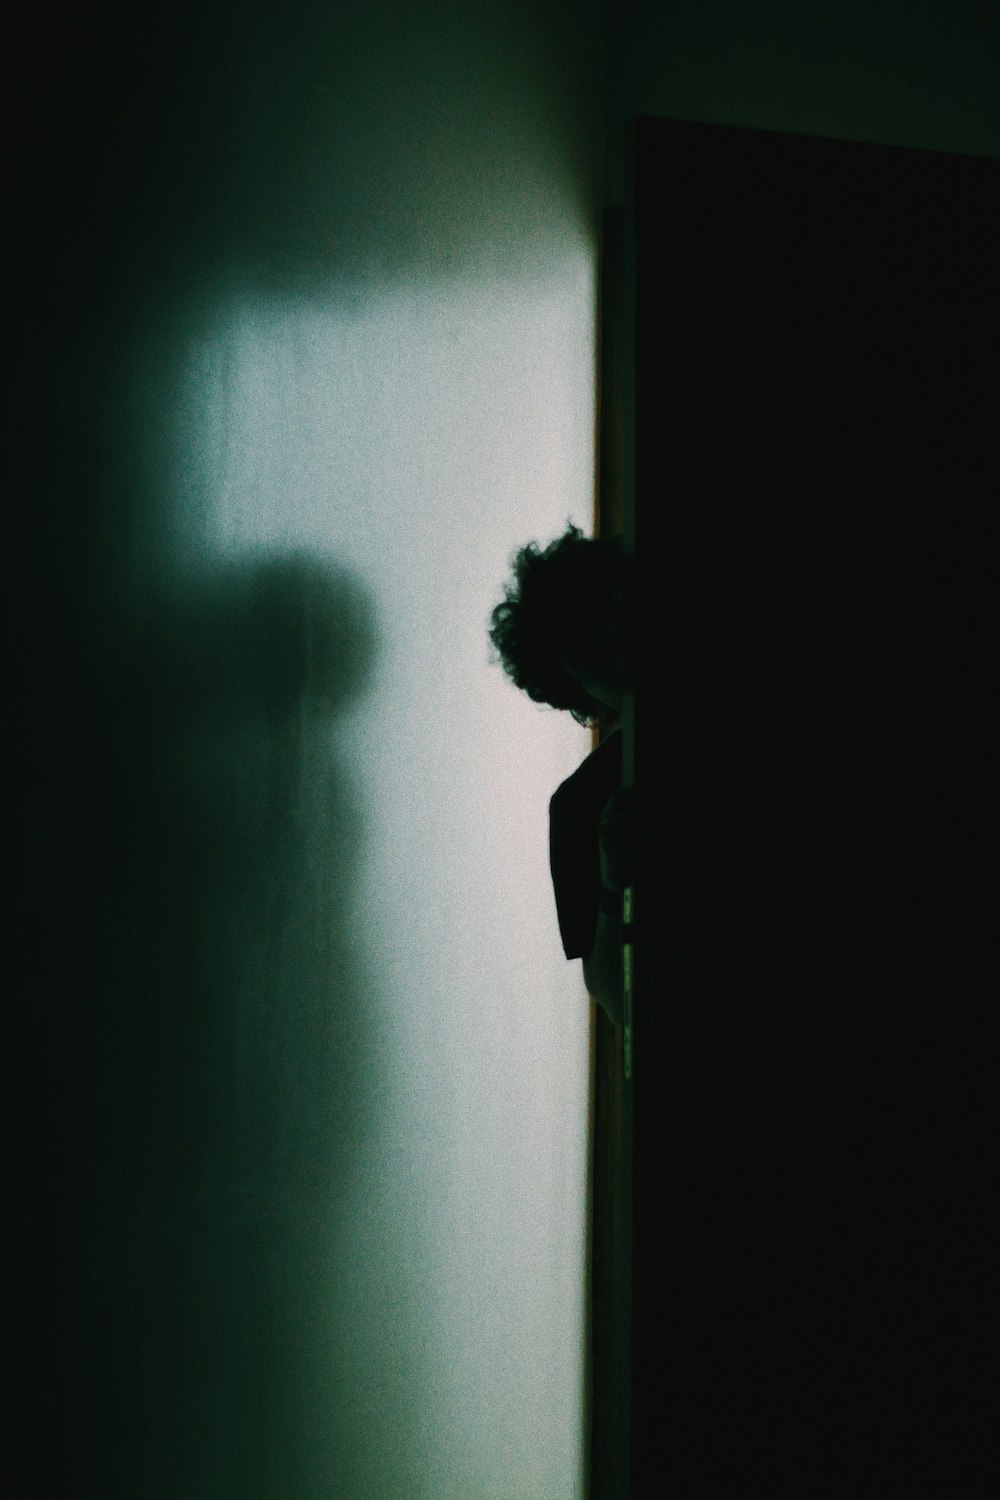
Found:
10,546 -> 427,1495
12,0 -> 600,327
6,0 -> 603,1491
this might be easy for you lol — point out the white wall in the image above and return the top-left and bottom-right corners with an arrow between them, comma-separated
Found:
10,3 -> 603,1496
135,266 -> 601,1500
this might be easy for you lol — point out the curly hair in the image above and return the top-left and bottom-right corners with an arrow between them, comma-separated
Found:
487,521 -> 634,727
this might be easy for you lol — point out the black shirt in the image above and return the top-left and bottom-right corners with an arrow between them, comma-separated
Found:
548,728 -> 623,962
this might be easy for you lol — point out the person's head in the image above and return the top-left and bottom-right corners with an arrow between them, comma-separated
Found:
488,521 -> 634,727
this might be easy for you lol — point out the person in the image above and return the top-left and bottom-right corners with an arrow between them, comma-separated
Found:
488,522 -> 636,1024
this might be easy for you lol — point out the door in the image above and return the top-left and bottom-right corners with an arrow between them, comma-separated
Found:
627,117 -> 999,1493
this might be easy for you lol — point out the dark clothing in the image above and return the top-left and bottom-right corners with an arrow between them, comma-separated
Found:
548,728 -> 622,962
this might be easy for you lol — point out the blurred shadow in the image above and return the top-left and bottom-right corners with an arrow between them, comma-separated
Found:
5,1 -> 605,1490
8,542 -> 405,1495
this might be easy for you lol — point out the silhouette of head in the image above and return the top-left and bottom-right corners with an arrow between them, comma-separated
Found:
488,522 -> 634,727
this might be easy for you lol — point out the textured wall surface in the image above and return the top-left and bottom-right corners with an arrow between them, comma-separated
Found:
9,4 -> 601,1496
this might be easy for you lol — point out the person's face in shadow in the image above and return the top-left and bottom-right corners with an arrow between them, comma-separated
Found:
576,674 -> 623,713
559,650 -> 627,719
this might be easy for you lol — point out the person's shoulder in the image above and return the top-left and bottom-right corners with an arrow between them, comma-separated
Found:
550,728 -> 622,810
